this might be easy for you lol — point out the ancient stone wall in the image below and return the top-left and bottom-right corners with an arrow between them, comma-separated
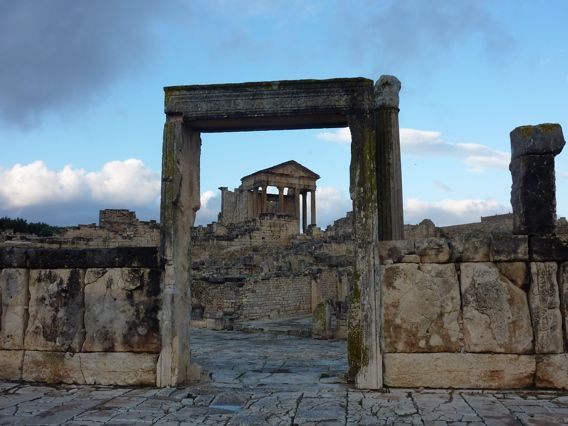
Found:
380,234 -> 568,389
190,215 -> 353,327
0,210 -> 160,249
0,247 -> 161,386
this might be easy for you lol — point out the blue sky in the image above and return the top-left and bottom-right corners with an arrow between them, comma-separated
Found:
1,0 -> 567,228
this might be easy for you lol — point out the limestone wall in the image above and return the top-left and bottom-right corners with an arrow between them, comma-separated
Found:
190,215 -> 353,326
380,235 -> 568,389
0,209 -> 160,249
0,247 -> 161,386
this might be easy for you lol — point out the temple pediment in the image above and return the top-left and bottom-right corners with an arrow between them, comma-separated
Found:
241,160 -> 320,182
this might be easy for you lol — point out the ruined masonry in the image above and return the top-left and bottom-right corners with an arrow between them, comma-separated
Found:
3,76 -> 568,392
219,160 -> 319,233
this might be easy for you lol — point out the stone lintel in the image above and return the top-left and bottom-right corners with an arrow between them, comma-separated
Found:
510,123 -> 565,160
164,78 -> 374,132
0,247 -> 160,269
384,353 -> 535,389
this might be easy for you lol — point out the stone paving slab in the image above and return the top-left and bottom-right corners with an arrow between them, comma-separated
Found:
1,329 -> 568,424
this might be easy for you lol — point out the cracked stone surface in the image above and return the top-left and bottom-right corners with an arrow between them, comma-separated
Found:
2,329 -> 568,424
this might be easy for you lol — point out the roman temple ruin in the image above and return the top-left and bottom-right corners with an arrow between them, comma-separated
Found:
2,76 -> 568,392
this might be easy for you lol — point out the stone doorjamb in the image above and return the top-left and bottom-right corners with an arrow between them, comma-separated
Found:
159,77 -> 402,389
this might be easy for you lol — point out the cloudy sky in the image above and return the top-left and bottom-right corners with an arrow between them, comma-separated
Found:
1,0 -> 567,228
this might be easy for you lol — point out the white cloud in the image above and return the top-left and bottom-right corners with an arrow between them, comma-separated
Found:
405,197 -> 509,226
0,159 -> 160,225
86,159 -> 160,204
194,190 -> 220,226
315,186 -> 352,227
316,128 -> 351,144
316,127 -> 510,172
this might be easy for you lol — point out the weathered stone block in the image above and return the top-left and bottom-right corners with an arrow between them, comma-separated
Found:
510,155 -> 557,235
0,268 -> 28,349
448,234 -> 490,262
510,123 -> 565,160
496,262 -> 529,291
529,262 -> 564,353
490,234 -> 528,261
384,353 -> 535,389
536,354 -> 568,389
460,263 -> 532,353
531,235 -> 568,261
26,247 -> 160,269
0,248 -> 27,268
0,350 -> 24,380
414,238 -> 451,263
378,240 -> 414,263
383,263 -> 461,352
558,263 -> 568,350
82,268 -> 160,353
22,351 -> 157,385
24,269 -> 85,352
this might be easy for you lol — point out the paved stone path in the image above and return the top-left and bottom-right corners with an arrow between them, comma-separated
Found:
1,329 -> 568,425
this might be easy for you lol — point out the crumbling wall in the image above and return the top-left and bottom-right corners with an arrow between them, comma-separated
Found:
0,247 -> 161,386
1,209 -> 160,249
190,215 -> 353,326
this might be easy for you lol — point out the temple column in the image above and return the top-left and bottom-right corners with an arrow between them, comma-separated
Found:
375,75 -> 404,240
251,189 -> 258,218
301,191 -> 307,232
278,186 -> 284,214
261,185 -> 268,214
310,189 -> 316,226
294,188 -> 300,232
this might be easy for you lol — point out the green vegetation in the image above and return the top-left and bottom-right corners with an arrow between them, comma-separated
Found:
0,217 -> 61,237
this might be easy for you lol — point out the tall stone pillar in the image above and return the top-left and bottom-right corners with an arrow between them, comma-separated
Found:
310,189 -> 316,226
278,186 -> 284,213
293,188 -> 300,232
510,124 -> 565,235
261,185 -> 268,214
301,191 -> 307,232
158,114 -> 200,387
375,75 -> 404,241
251,189 -> 258,218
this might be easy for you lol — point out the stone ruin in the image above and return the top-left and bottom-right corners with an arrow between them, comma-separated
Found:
219,160 -> 319,233
2,76 -> 568,392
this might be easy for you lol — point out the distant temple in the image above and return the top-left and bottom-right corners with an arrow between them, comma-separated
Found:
218,160 -> 320,232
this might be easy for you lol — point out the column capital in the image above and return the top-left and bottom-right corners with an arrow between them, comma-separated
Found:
374,75 -> 401,109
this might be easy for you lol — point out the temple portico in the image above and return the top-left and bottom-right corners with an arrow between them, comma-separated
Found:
219,160 -> 319,232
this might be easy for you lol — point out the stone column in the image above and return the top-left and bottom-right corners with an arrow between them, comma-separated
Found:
278,186 -> 284,214
349,111 -> 382,390
301,191 -> 308,232
310,189 -> 317,226
261,186 -> 268,215
218,187 -> 227,223
375,75 -> 404,241
293,188 -> 300,232
251,189 -> 258,219
510,124 -> 565,235
158,114 -> 201,387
